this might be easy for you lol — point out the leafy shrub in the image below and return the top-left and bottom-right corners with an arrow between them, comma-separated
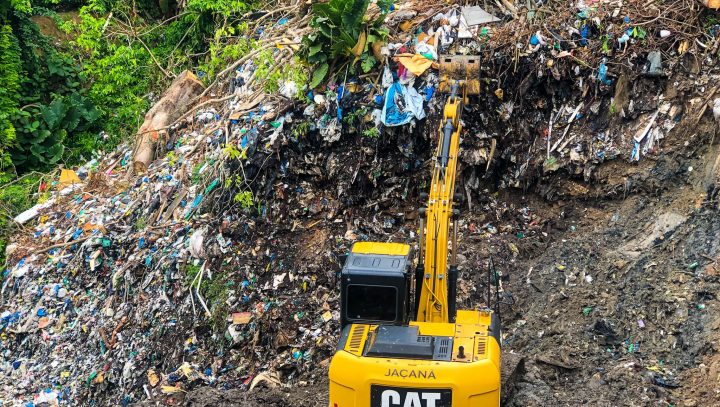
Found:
0,24 -> 21,169
300,0 -> 390,88
0,0 -> 268,264
13,93 -> 100,168
1,5 -> 103,172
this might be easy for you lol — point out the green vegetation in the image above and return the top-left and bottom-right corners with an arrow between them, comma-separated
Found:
0,172 -> 45,265
0,0 -> 269,264
185,261 -> 232,333
292,121 -> 310,138
1,4 -> 101,172
233,190 -> 254,209
300,0 -> 390,88
134,216 -> 147,232
206,275 -> 231,333
0,24 -> 21,169
362,127 -> 380,138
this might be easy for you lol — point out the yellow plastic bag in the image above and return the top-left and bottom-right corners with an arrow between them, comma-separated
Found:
58,169 -> 81,189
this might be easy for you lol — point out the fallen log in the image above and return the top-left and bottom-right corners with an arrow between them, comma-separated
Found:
133,70 -> 205,174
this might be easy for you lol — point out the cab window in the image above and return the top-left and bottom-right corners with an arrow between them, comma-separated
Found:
346,285 -> 397,322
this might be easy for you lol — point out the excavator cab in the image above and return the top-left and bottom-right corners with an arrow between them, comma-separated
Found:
340,242 -> 412,328
333,243 -> 502,407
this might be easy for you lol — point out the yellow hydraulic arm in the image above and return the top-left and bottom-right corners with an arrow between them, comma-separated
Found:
415,84 -> 464,324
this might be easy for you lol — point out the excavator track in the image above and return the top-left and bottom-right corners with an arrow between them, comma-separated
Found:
500,353 -> 524,406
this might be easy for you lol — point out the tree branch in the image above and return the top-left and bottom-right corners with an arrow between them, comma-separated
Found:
136,35 -> 176,79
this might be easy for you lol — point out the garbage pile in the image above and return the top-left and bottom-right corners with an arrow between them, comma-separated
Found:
312,0 -> 712,192
0,105 -> 351,405
2,0 -> 720,405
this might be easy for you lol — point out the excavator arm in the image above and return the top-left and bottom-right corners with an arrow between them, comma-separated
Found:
416,84 -> 464,323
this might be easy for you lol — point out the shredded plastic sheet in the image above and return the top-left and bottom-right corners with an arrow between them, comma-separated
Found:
380,82 -> 426,127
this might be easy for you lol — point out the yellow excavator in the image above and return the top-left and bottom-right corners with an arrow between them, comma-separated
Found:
328,56 -> 502,406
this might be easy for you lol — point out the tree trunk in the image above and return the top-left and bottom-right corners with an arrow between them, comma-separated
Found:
133,70 -> 205,174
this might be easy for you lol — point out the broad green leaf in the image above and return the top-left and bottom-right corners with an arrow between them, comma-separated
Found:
341,0 -> 369,31
35,129 -> 52,144
30,143 -> 45,159
318,23 -> 334,38
309,43 -> 323,57
361,55 -> 376,73
45,143 -> 64,163
312,4 -> 333,17
308,52 -> 328,64
44,98 -> 68,129
310,63 -> 329,89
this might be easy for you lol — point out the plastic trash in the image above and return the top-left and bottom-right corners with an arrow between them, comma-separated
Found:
279,81 -> 298,98
580,24 -> 589,46
380,82 -> 426,127
425,85 -> 435,101
597,58 -> 612,85
189,229 -> 206,258
461,6 -> 500,25
645,51 -> 663,76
